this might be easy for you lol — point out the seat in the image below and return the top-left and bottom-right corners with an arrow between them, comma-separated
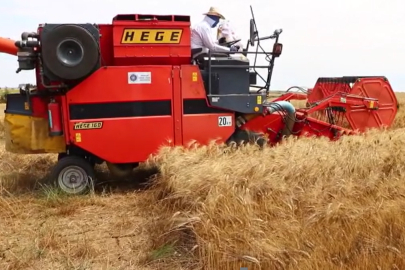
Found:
191,48 -> 203,55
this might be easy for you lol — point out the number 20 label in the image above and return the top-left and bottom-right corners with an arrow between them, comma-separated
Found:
218,116 -> 232,127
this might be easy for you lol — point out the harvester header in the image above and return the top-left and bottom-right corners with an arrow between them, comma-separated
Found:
0,6 -> 398,195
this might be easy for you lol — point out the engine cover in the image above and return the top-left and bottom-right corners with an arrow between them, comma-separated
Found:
40,23 -> 101,81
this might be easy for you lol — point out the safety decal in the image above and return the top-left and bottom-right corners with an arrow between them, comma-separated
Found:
192,72 -> 198,82
75,133 -> 82,143
128,72 -> 151,84
121,29 -> 183,44
73,122 -> 103,130
218,116 -> 232,127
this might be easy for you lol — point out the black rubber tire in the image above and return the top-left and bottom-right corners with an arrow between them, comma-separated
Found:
58,153 -> 96,167
48,155 -> 96,195
57,153 -> 68,161
41,24 -> 100,81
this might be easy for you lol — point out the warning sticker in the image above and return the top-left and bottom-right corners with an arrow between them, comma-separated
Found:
75,133 -> 82,142
128,72 -> 152,84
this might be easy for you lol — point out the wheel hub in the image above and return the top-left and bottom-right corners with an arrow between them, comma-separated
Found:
69,174 -> 78,183
58,165 -> 89,194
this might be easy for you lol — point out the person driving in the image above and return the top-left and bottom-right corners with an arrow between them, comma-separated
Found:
190,7 -> 239,53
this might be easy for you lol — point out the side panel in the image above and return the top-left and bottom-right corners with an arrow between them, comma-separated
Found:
112,19 -> 191,66
3,93 -> 65,154
65,66 -> 175,163
98,24 -> 114,66
172,66 -> 183,145
180,65 -> 235,145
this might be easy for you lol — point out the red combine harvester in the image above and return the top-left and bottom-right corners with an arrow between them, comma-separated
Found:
0,7 -> 398,194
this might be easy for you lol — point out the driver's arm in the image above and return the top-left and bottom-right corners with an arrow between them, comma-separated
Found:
201,26 -> 230,53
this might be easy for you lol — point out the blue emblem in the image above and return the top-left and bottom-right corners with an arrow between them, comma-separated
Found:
130,74 -> 137,81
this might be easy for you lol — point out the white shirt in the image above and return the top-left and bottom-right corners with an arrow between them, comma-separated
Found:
191,16 -> 231,53
217,20 -> 244,49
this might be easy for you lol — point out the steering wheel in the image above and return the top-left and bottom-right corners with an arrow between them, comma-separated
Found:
220,39 -> 242,47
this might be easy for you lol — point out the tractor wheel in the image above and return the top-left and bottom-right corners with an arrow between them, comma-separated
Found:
48,156 -> 96,195
58,153 -> 96,167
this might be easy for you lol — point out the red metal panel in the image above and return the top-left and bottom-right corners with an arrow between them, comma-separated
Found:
65,66 -> 175,163
349,78 -> 398,131
60,95 -> 71,145
180,66 -> 207,100
112,17 -> 191,66
66,66 -> 172,103
180,65 -> 235,145
172,66 -> 183,146
98,24 -> 114,66
29,96 -> 48,118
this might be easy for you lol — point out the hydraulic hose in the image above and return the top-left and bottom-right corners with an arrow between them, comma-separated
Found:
266,101 -> 296,137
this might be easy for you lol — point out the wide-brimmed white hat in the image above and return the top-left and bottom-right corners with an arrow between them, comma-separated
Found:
203,7 -> 225,19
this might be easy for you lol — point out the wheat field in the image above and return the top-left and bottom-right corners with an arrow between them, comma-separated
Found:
1,93 -> 405,270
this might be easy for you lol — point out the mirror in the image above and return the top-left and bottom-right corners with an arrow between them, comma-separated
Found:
249,19 -> 256,46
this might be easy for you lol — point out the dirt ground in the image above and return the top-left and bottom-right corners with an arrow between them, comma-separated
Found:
0,101 -> 163,269
0,192 -> 159,269
0,155 -> 163,269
